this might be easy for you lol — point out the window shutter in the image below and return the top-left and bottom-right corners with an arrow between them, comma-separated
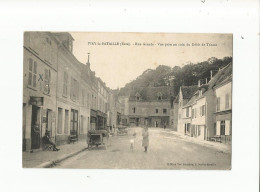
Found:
216,121 -> 220,135
225,120 -> 230,135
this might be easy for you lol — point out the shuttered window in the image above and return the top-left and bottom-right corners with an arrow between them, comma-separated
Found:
28,58 -> 37,89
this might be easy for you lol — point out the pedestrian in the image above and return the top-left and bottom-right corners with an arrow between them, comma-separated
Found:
164,122 -> 166,130
42,130 -> 60,151
142,126 -> 149,152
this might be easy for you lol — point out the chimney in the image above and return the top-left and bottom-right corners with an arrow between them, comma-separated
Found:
205,78 -> 208,84
198,80 -> 201,87
210,70 -> 213,80
86,53 -> 90,68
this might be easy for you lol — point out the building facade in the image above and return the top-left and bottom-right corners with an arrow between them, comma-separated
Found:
213,66 -> 232,144
177,63 -> 232,142
23,32 -> 119,151
23,32 -> 58,151
126,86 -> 171,128
176,86 -> 198,134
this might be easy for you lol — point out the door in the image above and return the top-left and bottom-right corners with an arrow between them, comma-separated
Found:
31,105 -> 41,149
136,118 -> 139,126
70,109 -> 78,134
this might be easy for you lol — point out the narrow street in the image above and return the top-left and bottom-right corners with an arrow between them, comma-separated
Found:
54,128 -> 231,170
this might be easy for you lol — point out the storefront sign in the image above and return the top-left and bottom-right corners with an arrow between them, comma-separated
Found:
30,96 -> 44,106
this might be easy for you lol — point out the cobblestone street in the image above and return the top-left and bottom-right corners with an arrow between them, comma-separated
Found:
54,128 -> 231,169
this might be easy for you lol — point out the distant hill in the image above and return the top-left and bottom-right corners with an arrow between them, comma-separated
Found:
118,56 -> 232,97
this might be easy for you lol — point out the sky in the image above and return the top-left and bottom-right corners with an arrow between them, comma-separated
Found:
70,32 -> 232,89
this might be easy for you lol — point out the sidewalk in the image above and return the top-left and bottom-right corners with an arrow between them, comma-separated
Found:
22,141 -> 88,168
161,129 -> 231,153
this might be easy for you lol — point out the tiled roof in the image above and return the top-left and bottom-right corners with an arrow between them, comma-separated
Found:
129,86 -> 171,101
212,63 -> 232,88
183,62 -> 232,107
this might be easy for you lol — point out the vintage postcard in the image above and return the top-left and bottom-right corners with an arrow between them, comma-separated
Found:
22,32 -> 232,169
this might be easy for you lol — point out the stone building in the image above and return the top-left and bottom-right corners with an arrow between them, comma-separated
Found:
175,85 -> 198,134
213,63 -> 232,143
23,32 -> 58,151
120,86 -> 172,128
97,78 -> 109,130
177,63 -> 232,142
23,32 -> 110,151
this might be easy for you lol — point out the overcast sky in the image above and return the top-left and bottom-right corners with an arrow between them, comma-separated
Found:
70,32 -> 232,89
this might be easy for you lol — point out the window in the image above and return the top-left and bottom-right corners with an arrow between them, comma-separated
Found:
157,92 -> 162,100
220,121 -> 225,135
135,93 -> 141,101
186,108 -> 189,117
28,58 -> 37,88
70,77 -> 79,101
133,107 -> 136,113
199,90 -> 202,97
155,109 -> 158,113
163,109 -> 167,114
44,69 -> 51,94
225,94 -> 230,109
63,72 -> 68,96
216,97 -> 220,111
64,110 -> 69,134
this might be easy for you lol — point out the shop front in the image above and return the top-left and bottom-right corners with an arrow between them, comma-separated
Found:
90,109 -> 97,130
97,110 -> 107,130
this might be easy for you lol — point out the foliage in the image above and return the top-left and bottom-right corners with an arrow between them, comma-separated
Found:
119,56 -> 232,96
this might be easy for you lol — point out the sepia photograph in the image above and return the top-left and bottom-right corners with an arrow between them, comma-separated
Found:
22,32 -> 233,169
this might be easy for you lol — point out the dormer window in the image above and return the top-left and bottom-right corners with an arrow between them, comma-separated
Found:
157,92 -> 162,100
135,92 -> 141,101
199,90 -> 202,97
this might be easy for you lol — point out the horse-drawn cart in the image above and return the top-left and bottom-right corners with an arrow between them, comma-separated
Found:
87,130 -> 108,149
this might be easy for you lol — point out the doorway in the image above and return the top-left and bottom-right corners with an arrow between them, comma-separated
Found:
70,109 -> 78,134
31,105 -> 41,149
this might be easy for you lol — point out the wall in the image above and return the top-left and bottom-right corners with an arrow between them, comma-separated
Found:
215,82 -> 232,112
23,32 -> 58,151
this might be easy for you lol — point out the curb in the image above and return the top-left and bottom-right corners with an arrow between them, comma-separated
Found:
160,130 -> 231,153
36,147 -> 88,168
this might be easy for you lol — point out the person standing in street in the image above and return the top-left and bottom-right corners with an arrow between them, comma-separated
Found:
142,126 -> 149,152
164,122 -> 166,130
